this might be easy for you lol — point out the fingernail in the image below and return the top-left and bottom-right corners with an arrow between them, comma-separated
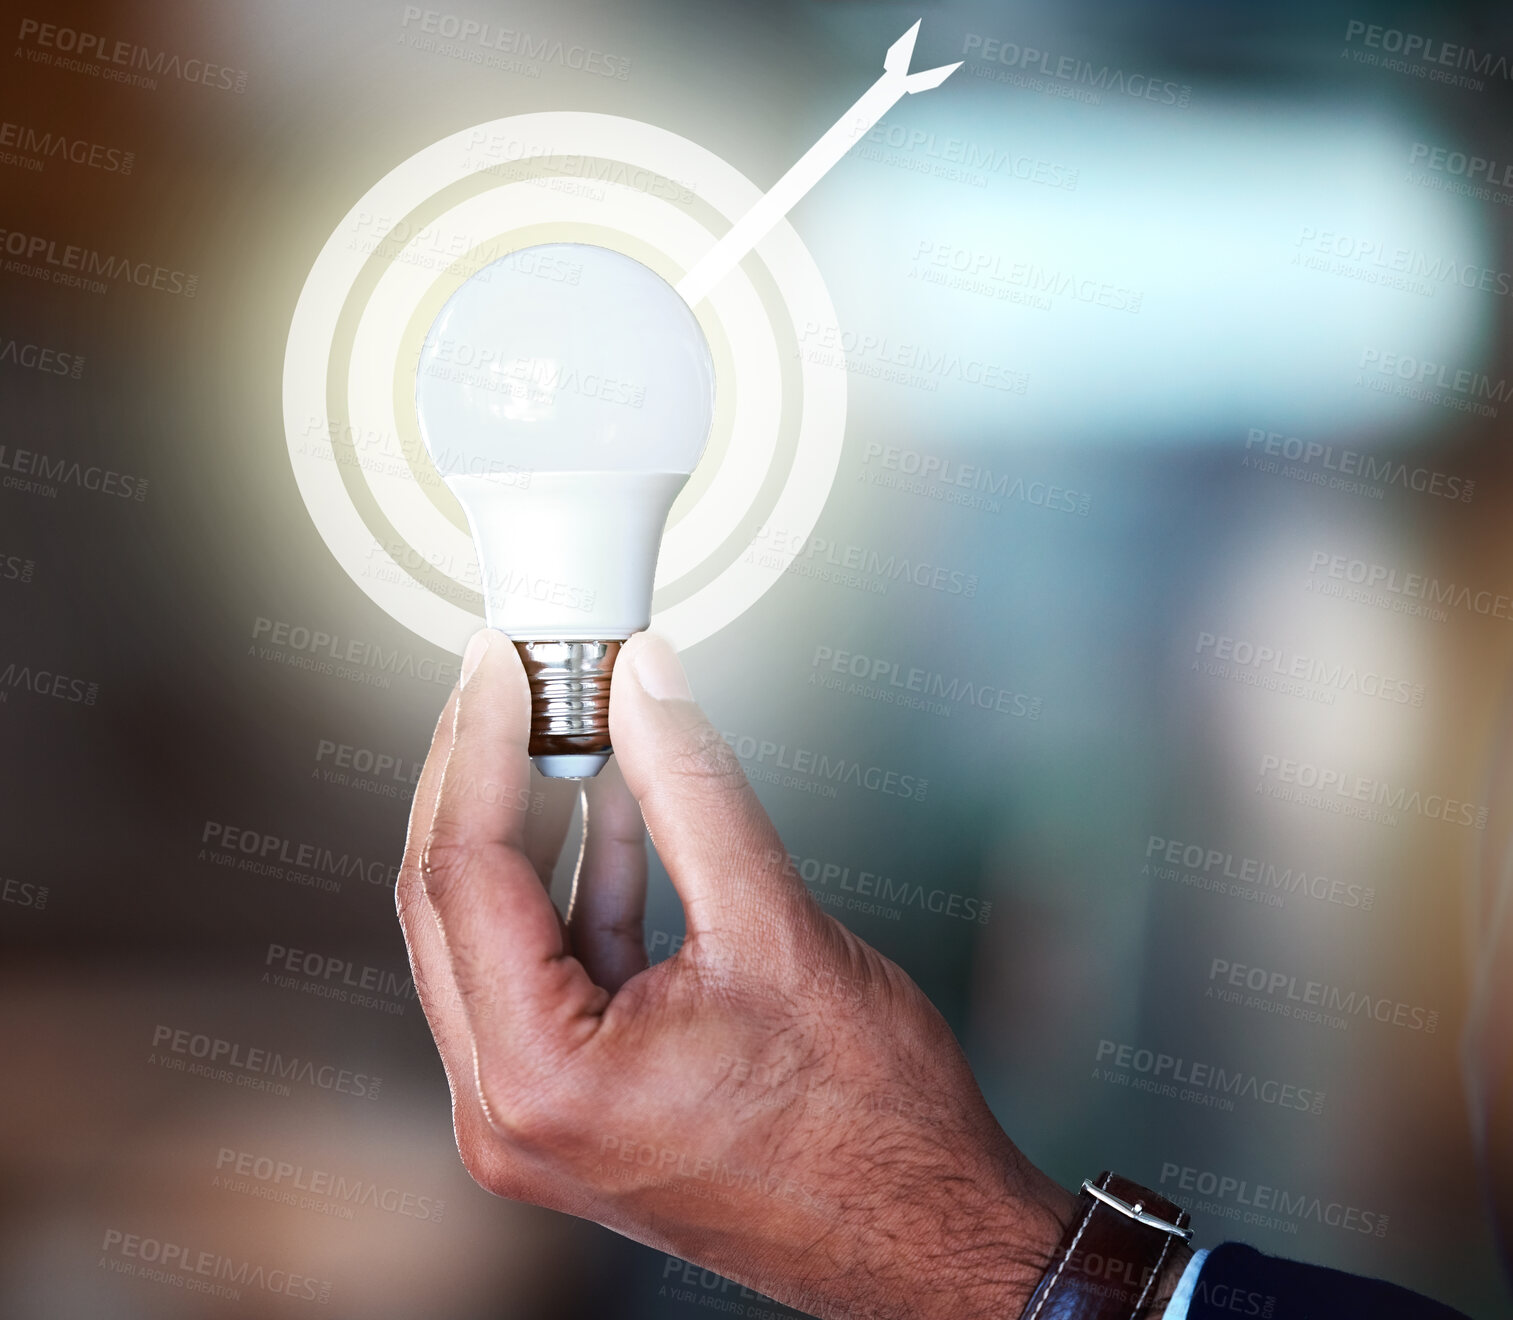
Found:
460,629 -> 493,688
629,632 -> 692,701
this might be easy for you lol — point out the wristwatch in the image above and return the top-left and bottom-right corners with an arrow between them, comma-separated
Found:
1018,1172 -> 1193,1320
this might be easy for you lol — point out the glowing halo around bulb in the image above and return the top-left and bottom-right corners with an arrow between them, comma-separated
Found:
282,111 -> 846,656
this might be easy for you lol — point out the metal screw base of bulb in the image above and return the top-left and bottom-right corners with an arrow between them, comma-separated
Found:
513,640 -> 621,780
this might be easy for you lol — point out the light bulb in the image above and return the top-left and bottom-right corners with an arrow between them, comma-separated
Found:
415,242 -> 716,779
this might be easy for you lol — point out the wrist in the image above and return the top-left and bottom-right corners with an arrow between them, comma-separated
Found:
906,1162 -> 1079,1320
992,1175 -> 1195,1320
930,1171 -> 1194,1320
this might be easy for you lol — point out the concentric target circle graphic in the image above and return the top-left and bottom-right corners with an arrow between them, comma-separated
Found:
282,111 -> 846,655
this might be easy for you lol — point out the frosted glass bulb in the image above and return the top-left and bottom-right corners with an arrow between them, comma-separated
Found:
415,242 -> 716,779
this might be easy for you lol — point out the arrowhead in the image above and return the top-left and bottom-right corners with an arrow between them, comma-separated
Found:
904,60 -> 962,93
883,19 -> 959,91
883,20 -> 923,75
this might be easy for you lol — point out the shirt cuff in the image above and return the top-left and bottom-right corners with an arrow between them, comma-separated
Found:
1161,1248 -> 1210,1320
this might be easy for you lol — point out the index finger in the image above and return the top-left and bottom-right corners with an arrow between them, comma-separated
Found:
421,630 -> 608,1054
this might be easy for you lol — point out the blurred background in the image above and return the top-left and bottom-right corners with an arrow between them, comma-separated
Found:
4,0 -> 1513,1315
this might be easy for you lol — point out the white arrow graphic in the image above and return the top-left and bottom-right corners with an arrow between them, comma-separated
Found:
676,19 -> 960,307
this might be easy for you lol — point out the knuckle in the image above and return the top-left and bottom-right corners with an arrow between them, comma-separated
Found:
418,827 -> 481,899
595,812 -> 648,851
573,914 -> 644,965
597,914 -> 644,942
454,1127 -> 495,1189
394,867 -> 420,924
394,851 -> 434,924
454,1119 -> 531,1201
475,1072 -> 562,1153
662,720 -> 746,788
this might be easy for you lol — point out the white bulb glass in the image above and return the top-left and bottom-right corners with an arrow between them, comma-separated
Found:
414,242 -> 716,776
416,242 -> 715,638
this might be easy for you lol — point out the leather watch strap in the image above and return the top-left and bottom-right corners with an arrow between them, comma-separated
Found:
1018,1172 -> 1192,1320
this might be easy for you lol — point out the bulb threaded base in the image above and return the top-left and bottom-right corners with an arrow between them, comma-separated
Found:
512,640 -> 622,779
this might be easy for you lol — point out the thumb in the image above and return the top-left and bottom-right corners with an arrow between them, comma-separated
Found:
607,632 -> 813,946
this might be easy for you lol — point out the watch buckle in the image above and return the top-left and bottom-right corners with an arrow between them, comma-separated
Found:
1081,1179 -> 1195,1242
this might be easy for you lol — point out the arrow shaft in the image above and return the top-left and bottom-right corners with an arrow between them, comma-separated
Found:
676,73 -> 902,307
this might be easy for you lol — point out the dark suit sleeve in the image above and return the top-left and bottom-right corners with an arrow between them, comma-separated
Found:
1186,1243 -> 1473,1320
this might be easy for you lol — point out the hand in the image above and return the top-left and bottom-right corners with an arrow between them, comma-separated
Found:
396,630 -> 1159,1319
